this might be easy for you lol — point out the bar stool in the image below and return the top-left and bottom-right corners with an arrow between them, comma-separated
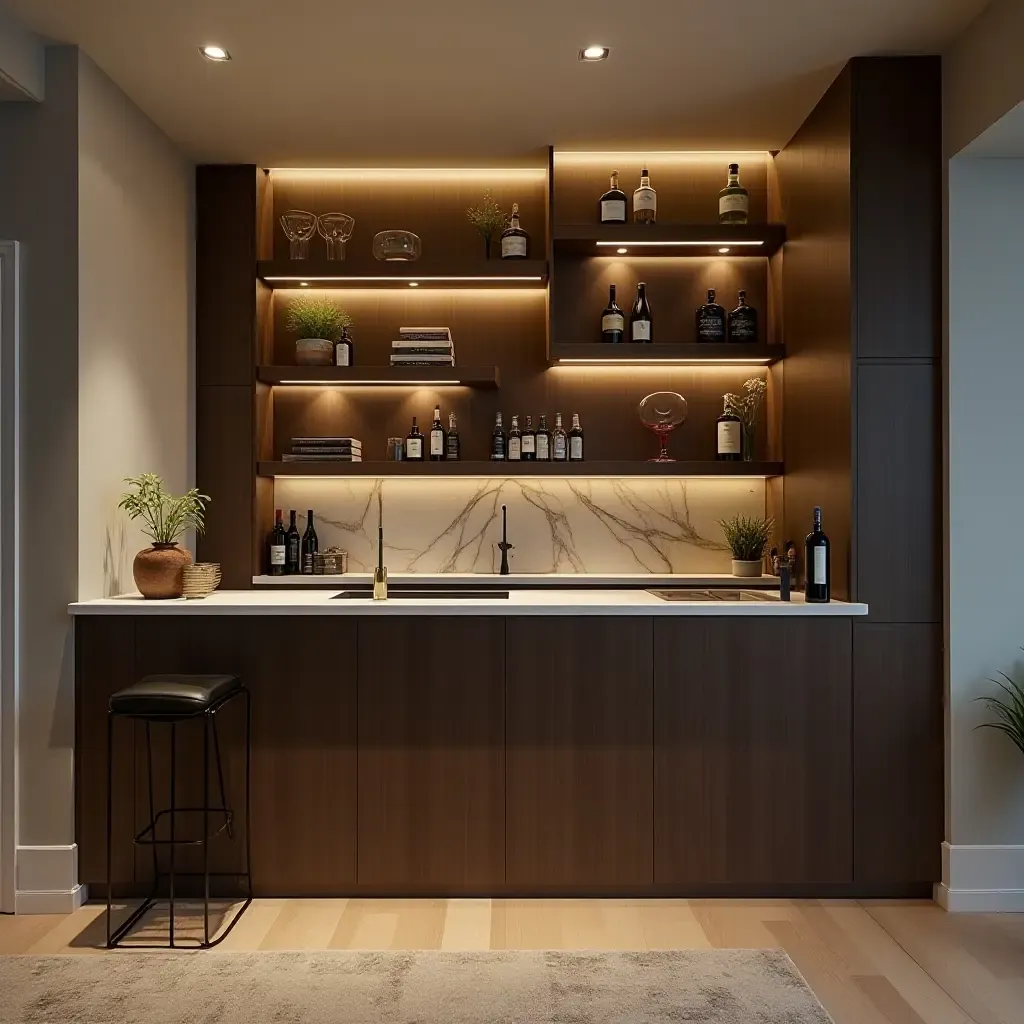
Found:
106,674 -> 253,948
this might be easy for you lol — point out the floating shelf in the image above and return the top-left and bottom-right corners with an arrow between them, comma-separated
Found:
258,460 -> 784,478
548,343 -> 784,365
553,224 -> 786,258
257,259 -> 548,288
256,365 -> 500,388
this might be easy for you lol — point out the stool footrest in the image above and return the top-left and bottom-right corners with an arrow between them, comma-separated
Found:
134,807 -> 234,846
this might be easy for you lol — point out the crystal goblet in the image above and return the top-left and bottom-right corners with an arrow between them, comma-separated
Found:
318,213 -> 355,260
638,392 -> 688,462
280,210 -> 317,259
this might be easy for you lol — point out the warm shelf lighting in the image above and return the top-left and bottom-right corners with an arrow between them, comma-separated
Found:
263,275 -> 545,283
270,472 -> 775,481
299,281 -> 309,286
267,167 -> 545,182
616,248 -> 628,254
408,282 -> 419,287
275,380 -> 466,386
595,240 -> 764,248
579,45 -> 610,61
555,357 -> 774,366
199,44 -> 231,61
555,150 -> 768,163
718,247 -> 730,254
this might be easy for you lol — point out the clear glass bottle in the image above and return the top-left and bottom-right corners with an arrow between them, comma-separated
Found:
599,170 -> 627,224
633,168 -> 657,223
500,203 -> 529,259
552,413 -> 568,461
718,163 -> 749,224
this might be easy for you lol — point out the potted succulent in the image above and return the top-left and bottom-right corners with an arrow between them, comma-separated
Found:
719,514 -> 774,577
466,190 -> 508,260
118,474 -> 210,599
286,294 -> 353,366
975,659 -> 1024,756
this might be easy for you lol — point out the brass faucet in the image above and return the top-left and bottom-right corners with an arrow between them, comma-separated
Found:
372,489 -> 388,600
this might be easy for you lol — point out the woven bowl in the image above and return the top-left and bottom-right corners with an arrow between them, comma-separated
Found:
181,562 -> 222,599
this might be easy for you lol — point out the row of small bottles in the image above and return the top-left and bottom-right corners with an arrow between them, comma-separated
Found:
599,164 -> 750,225
268,509 -> 318,576
602,285 -> 757,344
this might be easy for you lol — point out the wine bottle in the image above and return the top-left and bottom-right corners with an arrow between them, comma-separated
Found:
446,411 -> 460,460
269,509 -> 286,576
301,509 -> 318,575
601,284 -> 625,343
535,414 -> 551,461
429,404 -> 445,461
405,416 -> 424,461
696,288 -> 726,341
633,168 -> 656,223
715,399 -> 742,461
285,510 -> 301,575
334,326 -> 354,366
804,507 -> 831,603
727,289 -> 758,342
568,412 -> 584,461
630,282 -> 653,343
599,170 -> 627,224
491,411 -> 506,461
552,412 -> 568,461
501,202 -> 529,259
522,414 -> 536,461
718,163 -> 749,224
507,414 -> 522,461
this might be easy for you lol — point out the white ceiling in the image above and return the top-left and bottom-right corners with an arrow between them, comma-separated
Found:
5,0 -> 989,164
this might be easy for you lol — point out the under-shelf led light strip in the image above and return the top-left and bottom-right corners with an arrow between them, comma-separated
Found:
594,241 -> 764,248
275,380 -> 467,386
263,275 -> 545,284
554,358 -> 774,366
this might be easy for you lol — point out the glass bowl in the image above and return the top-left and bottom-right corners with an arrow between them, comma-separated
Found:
372,229 -> 422,262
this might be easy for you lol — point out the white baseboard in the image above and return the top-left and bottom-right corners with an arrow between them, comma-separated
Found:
938,841 -> 1024,912
14,883 -> 86,915
14,844 -> 85,915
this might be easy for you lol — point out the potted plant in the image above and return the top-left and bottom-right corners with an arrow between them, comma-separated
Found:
286,294 -> 353,366
719,514 -> 774,577
118,474 -> 210,599
976,660 -> 1024,756
466,190 -> 508,260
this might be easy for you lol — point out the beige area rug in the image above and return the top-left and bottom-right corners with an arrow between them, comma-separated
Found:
0,949 -> 832,1023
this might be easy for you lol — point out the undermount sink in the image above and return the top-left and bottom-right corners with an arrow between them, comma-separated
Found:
332,589 -> 509,600
646,589 -> 780,602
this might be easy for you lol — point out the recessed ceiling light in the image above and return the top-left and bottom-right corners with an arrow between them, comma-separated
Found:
200,44 -> 231,61
408,282 -> 419,287
299,281 -> 309,287
579,46 -> 610,62
718,247 -> 730,254
616,247 -> 628,254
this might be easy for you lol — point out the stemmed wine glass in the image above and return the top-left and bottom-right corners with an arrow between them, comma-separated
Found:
318,213 -> 355,260
638,392 -> 688,462
279,210 -> 317,259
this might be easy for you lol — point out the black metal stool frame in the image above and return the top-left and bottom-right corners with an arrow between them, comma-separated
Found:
105,684 -> 253,949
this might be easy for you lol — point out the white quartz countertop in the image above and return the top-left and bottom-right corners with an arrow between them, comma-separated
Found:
252,572 -> 781,588
70,589 -> 869,616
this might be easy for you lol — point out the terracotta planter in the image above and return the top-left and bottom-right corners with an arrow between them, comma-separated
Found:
731,558 -> 763,578
133,542 -> 193,599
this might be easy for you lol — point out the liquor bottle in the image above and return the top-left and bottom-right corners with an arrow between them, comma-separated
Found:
552,412 -> 568,461
633,168 -> 656,223
715,398 -> 742,461
491,411 -> 506,460
285,510 -> 301,575
535,414 -> 551,461
630,282 -> 653,343
727,289 -> 758,342
334,327 -> 354,366
268,509 -> 286,576
696,288 -> 727,342
405,415 -> 424,461
429,404 -> 446,461
804,507 -> 831,602
522,414 -> 536,460
599,170 -> 627,224
301,509 -> 319,575
601,284 -> 625,343
568,412 -> 584,461
507,414 -> 522,461
718,163 -> 749,224
501,202 -> 529,259
446,411 -> 461,460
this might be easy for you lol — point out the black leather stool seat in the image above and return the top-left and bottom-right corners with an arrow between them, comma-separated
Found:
109,674 -> 240,718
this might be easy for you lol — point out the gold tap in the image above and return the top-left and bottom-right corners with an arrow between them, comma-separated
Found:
372,488 -> 388,600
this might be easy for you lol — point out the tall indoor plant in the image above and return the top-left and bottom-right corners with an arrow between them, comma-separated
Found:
118,474 -> 210,599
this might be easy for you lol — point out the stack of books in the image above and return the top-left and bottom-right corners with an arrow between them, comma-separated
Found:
283,437 -> 363,462
390,327 -> 454,367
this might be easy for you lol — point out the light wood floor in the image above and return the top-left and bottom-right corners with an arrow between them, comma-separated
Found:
1,899 -> 1022,1024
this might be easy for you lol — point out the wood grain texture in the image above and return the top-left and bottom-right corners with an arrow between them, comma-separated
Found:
653,617 -> 853,885
357,617 -> 505,890
505,617 -> 654,889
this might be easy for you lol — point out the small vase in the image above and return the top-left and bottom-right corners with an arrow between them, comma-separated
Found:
742,422 -> 756,462
484,237 -> 492,260
731,558 -> 763,578
133,542 -> 193,599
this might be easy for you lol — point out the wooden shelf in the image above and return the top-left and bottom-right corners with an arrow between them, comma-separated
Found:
548,343 -> 784,365
553,223 -> 786,257
258,460 -> 784,478
257,259 -> 548,288
256,365 -> 499,388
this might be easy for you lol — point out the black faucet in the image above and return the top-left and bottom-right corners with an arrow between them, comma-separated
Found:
497,504 -> 514,575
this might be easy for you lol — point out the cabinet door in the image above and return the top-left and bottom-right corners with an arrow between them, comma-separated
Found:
654,617 -> 852,886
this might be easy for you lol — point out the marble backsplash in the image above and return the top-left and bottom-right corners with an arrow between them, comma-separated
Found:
274,477 -> 766,575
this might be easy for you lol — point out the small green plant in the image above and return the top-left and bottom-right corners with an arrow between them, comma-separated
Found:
118,474 -> 210,545
286,295 -> 353,341
466,190 -> 508,257
718,514 -> 774,561
975,658 -> 1024,756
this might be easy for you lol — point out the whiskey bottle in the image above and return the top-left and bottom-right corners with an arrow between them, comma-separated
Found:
718,163 -> 749,224
630,282 -> 653,343
429,404 -> 445,461
269,509 -> 286,576
507,414 -> 522,461
727,290 -> 758,342
696,288 -> 726,342
568,412 -> 584,461
491,411 -> 506,460
446,411 -> 460,460
522,414 -> 536,460
535,414 -> 551,461
599,170 -> 627,224
552,412 -> 568,461
285,510 -> 301,575
601,284 -> 625,343
715,398 -> 742,461
405,416 -> 424,461
301,509 -> 319,574
633,168 -> 656,223
804,507 -> 831,603
500,202 -> 529,259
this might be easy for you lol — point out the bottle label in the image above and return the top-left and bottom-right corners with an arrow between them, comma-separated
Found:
634,189 -> 656,211
508,437 -> 521,459
522,434 -> 535,455
491,436 -> 505,459
553,436 -> 567,460
569,436 -> 583,460
728,313 -> 756,340
406,437 -> 422,458
602,313 -> 624,333
302,553 -> 315,574
335,343 -> 350,366
813,547 -> 827,586
501,235 -> 528,258
536,434 -> 550,460
270,545 -> 286,566
601,199 -> 626,221
430,431 -> 444,456
720,194 -> 749,215
447,437 -> 460,459
717,422 -> 741,454
631,319 -> 651,342
698,315 -> 725,339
